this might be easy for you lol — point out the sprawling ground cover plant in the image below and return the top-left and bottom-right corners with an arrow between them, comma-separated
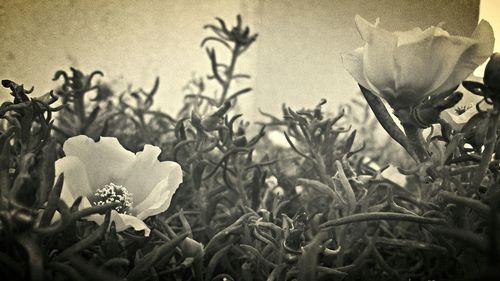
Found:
1,14 -> 500,281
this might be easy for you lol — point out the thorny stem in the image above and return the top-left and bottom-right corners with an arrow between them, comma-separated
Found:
471,102 -> 499,188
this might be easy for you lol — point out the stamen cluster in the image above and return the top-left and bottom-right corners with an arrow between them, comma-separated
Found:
93,183 -> 133,214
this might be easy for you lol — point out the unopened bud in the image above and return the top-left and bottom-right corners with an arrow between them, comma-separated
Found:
272,186 -> 285,197
181,237 -> 204,260
265,176 -> 278,188
200,115 -> 223,131
233,135 -> 247,147
191,111 -> 202,129
484,53 -> 500,92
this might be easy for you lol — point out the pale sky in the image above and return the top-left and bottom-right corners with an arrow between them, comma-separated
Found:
0,0 -> 485,119
475,0 -> 500,77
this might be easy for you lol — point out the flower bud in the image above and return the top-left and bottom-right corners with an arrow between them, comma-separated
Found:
200,115 -> 222,131
272,186 -> 285,197
191,111 -> 203,129
181,237 -> 205,260
265,176 -> 278,188
484,53 -> 500,92
233,135 -> 248,147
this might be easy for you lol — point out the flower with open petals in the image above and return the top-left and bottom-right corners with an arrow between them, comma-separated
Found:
55,135 -> 183,236
342,15 -> 494,108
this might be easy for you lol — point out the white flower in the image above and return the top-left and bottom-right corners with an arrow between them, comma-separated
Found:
55,135 -> 183,236
342,15 -> 494,107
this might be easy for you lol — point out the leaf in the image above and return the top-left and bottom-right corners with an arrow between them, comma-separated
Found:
127,232 -> 190,280
206,244 -> 232,281
39,174 -> 64,227
342,129 -> 357,155
55,210 -> 112,261
192,160 -> 209,190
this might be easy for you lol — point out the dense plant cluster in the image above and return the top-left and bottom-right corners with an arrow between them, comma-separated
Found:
1,15 -> 500,281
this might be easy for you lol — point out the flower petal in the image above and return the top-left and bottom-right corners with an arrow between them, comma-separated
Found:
469,20 -> 495,66
341,48 -> 374,92
134,177 -> 177,220
355,15 -> 398,96
63,136 -> 135,191
394,27 -> 426,46
429,20 -> 495,97
134,170 -> 183,219
85,210 -> 151,236
55,156 -> 93,206
122,145 -> 183,219
393,26 -> 475,103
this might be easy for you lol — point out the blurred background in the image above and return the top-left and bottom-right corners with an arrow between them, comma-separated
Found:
0,0 -> 497,119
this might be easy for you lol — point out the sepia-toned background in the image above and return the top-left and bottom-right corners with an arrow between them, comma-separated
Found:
1,0 -> 498,119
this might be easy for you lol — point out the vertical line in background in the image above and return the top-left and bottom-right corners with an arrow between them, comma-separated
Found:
474,0 -> 500,77
236,0 -> 260,119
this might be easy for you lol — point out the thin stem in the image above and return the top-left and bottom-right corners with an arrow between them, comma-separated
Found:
74,95 -> 87,133
471,106 -> 499,188
439,191 -> 491,217
219,44 -> 240,105
320,212 -> 444,229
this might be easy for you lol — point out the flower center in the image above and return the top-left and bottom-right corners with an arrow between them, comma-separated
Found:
92,183 -> 133,214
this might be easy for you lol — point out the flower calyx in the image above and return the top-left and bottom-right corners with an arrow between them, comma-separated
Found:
409,91 -> 463,129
